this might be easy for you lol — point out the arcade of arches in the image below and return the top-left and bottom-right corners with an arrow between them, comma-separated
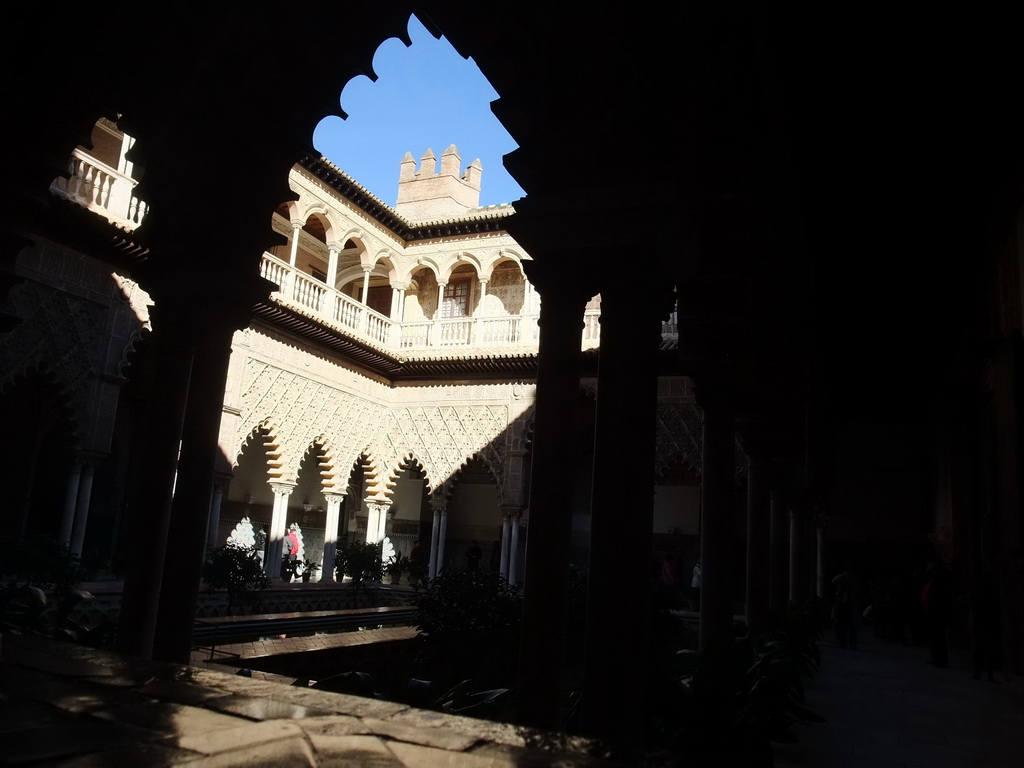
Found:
5,2 -> 1024,751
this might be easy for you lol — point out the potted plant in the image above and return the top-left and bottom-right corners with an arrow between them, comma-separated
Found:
299,558 -> 321,583
386,553 -> 411,585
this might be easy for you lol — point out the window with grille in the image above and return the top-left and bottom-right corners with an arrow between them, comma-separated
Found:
441,278 -> 471,319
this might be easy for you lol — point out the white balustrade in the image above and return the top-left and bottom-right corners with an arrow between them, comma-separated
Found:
256,254 -> 686,356
50,148 -> 147,229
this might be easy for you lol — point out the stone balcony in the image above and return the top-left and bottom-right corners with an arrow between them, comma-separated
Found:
50,147 -> 148,231
260,253 -> 679,357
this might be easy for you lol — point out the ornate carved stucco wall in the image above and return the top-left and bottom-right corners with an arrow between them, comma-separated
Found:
221,324 -> 537,509
0,244 -> 150,454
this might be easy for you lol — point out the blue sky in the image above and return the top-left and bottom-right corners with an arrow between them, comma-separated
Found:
313,15 -> 525,209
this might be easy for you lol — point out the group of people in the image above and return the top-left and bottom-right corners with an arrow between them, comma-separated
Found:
830,556 -> 1002,681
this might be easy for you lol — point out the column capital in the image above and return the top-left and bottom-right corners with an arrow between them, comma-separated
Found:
269,481 -> 297,496
323,490 -> 347,501
290,219 -> 304,230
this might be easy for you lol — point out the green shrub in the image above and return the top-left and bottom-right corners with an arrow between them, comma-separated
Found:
201,544 -> 270,612
414,568 -> 522,687
335,540 -> 383,585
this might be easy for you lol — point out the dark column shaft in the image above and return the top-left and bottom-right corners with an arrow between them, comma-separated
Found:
698,383 -> 737,651
152,327 -> 235,663
745,451 -> 771,636
116,308 -> 194,658
789,502 -> 807,604
769,480 -> 791,616
582,289 -> 661,750
516,287 -> 587,730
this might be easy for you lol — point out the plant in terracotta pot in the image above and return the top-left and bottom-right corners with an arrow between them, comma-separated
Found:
386,553 -> 411,584
299,558 -> 321,583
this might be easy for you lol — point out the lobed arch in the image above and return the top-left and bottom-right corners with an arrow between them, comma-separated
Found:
299,434 -> 340,493
411,257 -> 442,281
483,250 -> 528,279
235,418 -> 286,481
449,452 -> 504,506
384,450 -> 435,501
297,206 -> 339,241
441,252 -> 483,281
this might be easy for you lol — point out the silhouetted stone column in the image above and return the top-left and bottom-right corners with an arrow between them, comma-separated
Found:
516,273 -> 589,730
769,475 -> 791,617
153,325 -> 235,663
789,502 -> 807,604
117,304 -> 195,659
698,378 -> 737,651
745,447 -> 771,637
816,513 -> 827,596
582,285 -> 664,751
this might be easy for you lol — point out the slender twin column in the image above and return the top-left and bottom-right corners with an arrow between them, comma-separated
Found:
267,481 -> 296,581
365,500 -> 391,544
321,491 -> 346,581
59,456 -> 96,557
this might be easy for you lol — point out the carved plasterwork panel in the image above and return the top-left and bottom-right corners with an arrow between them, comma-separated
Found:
655,401 -> 703,476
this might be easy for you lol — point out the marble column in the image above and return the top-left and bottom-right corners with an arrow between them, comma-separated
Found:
267,481 -> 296,581
288,220 -> 302,267
321,491 -> 346,582
437,508 -> 449,570
508,513 -> 521,586
582,284 -> 663,747
499,511 -> 512,578
59,460 -> 83,546
744,448 -> 771,638
697,377 -> 738,652
205,479 -> 226,555
365,500 -> 391,544
428,503 -> 442,579
516,267 -> 590,730
68,461 -> 95,558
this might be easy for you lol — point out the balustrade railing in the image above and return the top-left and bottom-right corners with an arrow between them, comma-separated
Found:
50,148 -> 147,229
258,253 -> 677,357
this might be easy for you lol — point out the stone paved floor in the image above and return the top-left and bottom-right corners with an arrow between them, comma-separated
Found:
4,627 -> 1024,766
775,632 -> 1024,768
